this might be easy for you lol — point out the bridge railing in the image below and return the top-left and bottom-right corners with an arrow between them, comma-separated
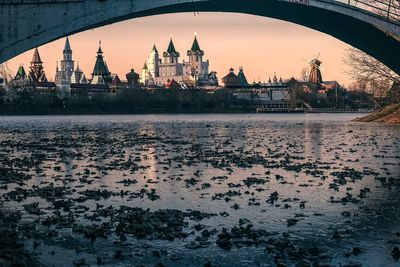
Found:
335,0 -> 400,22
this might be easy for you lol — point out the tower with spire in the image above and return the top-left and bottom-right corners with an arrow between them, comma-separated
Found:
91,41 -> 112,84
187,34 -> 204,78
147,45 -> 159,79
154,37 -> 184,85
237,67 -> 249,87
29,48 -> 47,82
55,37 -> 84,84
61,37 -> 74,81
183,34 -> 209,83
163,38 -> 180,64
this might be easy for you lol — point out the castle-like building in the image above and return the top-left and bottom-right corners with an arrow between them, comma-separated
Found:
29,48 -> 48,83
55,37 -> 87,84
140,35 -> 217,87
91,41 -> 112,85
53,38 -> 115,86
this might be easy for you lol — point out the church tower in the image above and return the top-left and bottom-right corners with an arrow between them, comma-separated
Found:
60,36 -> 74,82
187,35 -> 204,78
147,45 -> 159,79
91,41 -> 112,84
163,38 -> 180,64
29,48 -> 47,82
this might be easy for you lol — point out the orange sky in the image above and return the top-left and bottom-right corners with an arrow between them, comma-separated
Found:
5,12 -> 354,85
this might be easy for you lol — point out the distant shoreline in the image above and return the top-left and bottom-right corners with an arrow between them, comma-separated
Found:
0,107 -> 255,116
0,108 -> 371,116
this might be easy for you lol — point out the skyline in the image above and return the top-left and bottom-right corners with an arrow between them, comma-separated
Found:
5,12 -> 354,85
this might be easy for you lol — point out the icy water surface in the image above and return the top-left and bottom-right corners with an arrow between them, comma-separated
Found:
0,114 -> 400,267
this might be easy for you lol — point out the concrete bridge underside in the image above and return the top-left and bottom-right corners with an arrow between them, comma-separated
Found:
0,0 -> 399,74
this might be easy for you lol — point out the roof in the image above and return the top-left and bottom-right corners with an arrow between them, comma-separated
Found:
167,38 -> 177,54
310,58 -> 322,66
97,41 -> 103,54
237,67 -> 249,87
152,44 -> 158,53
64,36 -> 71,52
92,43 -> 110,79
111,74 -> 122,85
31,48 -> 42,63
126,69 -> 139,78
222,68 -> 241,87
165,78 -> 180,89
74,63 -> 83,73
142,62 -> 148,69
188,36 -> 204,56
191,36 -> 201,52
14,65 -> 27,80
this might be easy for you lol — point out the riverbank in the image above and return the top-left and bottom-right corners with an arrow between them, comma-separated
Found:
0,106 -> 253,115
353,103 -> 400,124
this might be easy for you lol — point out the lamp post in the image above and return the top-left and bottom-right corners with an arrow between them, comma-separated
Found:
335,82 -> 338,109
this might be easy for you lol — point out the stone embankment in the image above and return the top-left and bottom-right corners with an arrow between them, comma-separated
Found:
354,103 -> 400,124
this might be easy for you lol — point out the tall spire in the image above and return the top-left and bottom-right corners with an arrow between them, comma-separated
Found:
190,35 -> 201,52
14,65 -> 27,80
64,36 -> 71,52
167,38 -> 177,54
152,44 -> 158,53
31,48 -> 42,63
76,61 -> 79,70
187,34 -> 204,57
237,67 -> 249,87
58,36 -> 74,83
29,47 -> 47,82
92,40 -> 111,83
97,40 -> 103,54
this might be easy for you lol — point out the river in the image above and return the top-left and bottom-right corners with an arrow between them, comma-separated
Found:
0,113 -> 399,267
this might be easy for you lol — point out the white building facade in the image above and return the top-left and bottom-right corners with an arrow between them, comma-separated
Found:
55,37 -> 87,85
140,35 -> 215,87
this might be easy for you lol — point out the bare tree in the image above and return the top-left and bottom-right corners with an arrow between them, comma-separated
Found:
0,63 -> 13,83
299,67 -> 308,81
344,47 -> 400,99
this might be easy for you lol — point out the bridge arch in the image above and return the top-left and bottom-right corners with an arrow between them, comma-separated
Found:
0,0 -> 399,73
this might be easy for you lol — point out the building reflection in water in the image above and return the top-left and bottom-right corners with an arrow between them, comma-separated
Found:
303,122 -> 322,161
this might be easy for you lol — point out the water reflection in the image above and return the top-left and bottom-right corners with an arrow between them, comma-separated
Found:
304,122 -> 322,160
0,114 -> 399,266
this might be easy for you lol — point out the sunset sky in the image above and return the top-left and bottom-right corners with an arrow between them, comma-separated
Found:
5,12 -> 354,85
